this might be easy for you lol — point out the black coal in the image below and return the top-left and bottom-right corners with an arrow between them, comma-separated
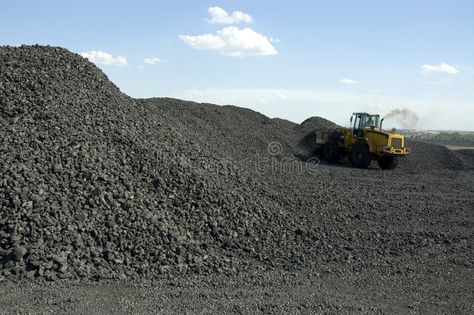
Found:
1,46 -> 472,282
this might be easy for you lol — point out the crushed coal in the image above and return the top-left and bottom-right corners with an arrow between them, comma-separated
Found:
401,140 -> 468,171
0,45 -> 472,282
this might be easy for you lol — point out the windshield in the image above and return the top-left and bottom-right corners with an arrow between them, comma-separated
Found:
361,115 -> 380,128
354,114 -> 381,130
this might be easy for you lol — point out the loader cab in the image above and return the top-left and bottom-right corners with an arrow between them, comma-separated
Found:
350,113 -> 381,138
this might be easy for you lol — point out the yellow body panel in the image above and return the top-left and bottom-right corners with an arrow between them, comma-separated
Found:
339,127 -> 410,157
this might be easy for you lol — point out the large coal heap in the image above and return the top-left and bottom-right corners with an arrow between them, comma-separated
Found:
0,46 -> 303,281
0,46 -> 471,282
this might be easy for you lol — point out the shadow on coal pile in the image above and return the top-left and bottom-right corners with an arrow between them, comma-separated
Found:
294,153 -> 315,164
294,153 -> 359,170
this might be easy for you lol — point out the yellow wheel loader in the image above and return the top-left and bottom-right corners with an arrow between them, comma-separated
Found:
315,113 -> 410,170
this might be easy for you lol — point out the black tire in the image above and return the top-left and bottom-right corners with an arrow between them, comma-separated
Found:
350,143 -> 371,169
323,140 -> 341,163
377,156 -> 398,170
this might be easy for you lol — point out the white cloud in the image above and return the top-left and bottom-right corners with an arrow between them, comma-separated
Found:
144,57 -> 162,65
340,78 -> 359,85
420,63 -> 458,75
80,50 -> 128,66
179,26 -> 277,57
207,6 -> 253,24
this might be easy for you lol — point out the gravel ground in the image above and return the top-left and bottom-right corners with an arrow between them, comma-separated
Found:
0,45 -> 473,313
1,266 -> 472,314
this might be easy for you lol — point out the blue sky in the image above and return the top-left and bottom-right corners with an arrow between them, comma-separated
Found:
2,0 -> 473,130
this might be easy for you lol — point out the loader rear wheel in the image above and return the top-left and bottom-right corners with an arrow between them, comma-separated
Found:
377,156 -> 398,170
323,140 -> 341,163
350,144 -> 371,169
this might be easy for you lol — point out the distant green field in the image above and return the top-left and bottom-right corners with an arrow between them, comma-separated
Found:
445,144 -> 474,151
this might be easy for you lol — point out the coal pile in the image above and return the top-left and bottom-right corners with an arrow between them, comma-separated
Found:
0,46 -> 306,281
455,149 -> 474,169
400,140 -> 467,171
300,116 -> 339,130
292,117 -> 339,153
1,45 -> 472,283
138,98 -> 308,161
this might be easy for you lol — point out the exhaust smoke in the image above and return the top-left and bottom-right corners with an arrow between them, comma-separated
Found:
384,108 -> 419,129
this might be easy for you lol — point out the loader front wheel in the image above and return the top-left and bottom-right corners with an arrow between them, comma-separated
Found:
377,156 -> 398,170
323,140 -> 341,163
350,144 -> 371,169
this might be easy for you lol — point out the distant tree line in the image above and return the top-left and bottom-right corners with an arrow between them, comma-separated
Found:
410,132 -> 474,142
